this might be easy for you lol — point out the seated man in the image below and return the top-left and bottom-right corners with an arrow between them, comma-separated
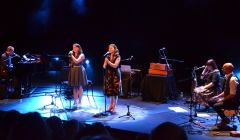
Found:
208,63 -> 239,127
0,46 -> 20,98
0,46 -> 19,78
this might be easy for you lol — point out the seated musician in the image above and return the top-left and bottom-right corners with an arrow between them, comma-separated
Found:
0,46 -> 20,78
208,63 -> 239,127
194,59 -> 221,111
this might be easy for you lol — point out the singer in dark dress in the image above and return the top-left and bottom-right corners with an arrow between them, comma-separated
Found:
68,43 -> 87,107
195,59 -> 221,111
103,44 -> 121,112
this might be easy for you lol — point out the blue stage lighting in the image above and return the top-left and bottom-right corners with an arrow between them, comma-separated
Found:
236,71 -> 240,79
72,0 -> 86,15
54,57 -> 59,61
85,59 -> 90,65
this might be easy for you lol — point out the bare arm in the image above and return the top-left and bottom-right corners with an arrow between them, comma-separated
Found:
71,54 -> 85,64
211,91 -> 224,101
105,56 -> 120,69
216,92 -> 224,98
200,67 -> 208,79
204,82 -> 214,89
103,58 -> 107,69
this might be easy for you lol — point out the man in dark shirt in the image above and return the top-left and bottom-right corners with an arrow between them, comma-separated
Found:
208,63 -> 239,127
0,46 -> 19,78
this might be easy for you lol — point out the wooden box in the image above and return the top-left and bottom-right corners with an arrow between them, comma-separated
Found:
148,69 -> 173,76
149,63 -> 171,71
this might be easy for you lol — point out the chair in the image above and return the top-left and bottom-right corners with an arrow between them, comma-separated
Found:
59,81 -> 75,111
215,108 -> 240,125
215,76 -> 240,125
86,80 -> 93,96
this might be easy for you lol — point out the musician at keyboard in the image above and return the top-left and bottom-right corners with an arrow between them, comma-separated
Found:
194,59 -> 221,111
0,46 -> 20,78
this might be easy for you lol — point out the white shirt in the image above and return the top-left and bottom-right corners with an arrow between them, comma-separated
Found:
225,73 -> 239,96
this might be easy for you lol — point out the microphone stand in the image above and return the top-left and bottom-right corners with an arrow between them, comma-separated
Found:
159,57 -> 184,63
121,56 -> 133,62
93,57 -> 111,118
159,49 -> 171,70
178,67 -> 206,133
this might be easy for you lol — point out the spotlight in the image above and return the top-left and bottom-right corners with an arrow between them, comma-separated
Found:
236,71 -> 240,78
54,57 -> 59,61
85,59 -> 90,65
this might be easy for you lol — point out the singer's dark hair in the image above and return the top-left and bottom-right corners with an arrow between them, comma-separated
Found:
206,59 -> 218,70
73,43 -> 83,54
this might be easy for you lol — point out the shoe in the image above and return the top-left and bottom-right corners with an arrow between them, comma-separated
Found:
216,119 -> 230,127
109,111 -> 116,115
106,107 -> 113,112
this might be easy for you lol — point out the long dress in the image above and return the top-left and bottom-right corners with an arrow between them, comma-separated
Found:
104,54 -> 121,96
68,53 -> 87,87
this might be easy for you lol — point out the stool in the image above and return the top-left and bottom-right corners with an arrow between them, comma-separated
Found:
216,109 -> 240,125
86,80 -> 93,96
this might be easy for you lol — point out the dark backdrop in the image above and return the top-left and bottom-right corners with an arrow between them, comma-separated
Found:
1,0 -> 240,93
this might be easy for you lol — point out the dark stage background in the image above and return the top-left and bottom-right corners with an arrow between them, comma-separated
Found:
1,0 -> 240,93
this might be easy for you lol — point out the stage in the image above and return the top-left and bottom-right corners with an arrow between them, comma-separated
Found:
0,84 -> 239,140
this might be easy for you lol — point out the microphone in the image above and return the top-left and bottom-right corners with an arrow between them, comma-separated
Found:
130,55 -> 133,60
68,50 -> 73,56
13,53 -> 21,58
103,52 -> 110,57
195,65 -> 205,70
159,47 -> 165,51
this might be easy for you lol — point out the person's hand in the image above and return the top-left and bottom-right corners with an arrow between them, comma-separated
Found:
68,51 -> 73,55
210,96 -> 218,101
217,98 -> 224,103
105,58 -> 109,63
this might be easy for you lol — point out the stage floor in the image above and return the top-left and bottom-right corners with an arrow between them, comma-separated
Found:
0,85 -> 240,140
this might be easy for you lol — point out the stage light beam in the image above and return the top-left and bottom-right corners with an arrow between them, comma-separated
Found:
54,57 -> 59,61
85,59 -> 90,65
72,0 -> 87,15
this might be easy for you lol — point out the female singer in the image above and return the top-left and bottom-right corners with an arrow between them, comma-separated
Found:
68,43 -> 87,107
198,59 -> 221,111
103,44 -> 121,112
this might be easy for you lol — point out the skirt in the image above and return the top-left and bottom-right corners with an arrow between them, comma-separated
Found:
68,66 -> 87,87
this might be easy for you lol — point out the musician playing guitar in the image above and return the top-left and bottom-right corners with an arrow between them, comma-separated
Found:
194,59 -> 221,111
